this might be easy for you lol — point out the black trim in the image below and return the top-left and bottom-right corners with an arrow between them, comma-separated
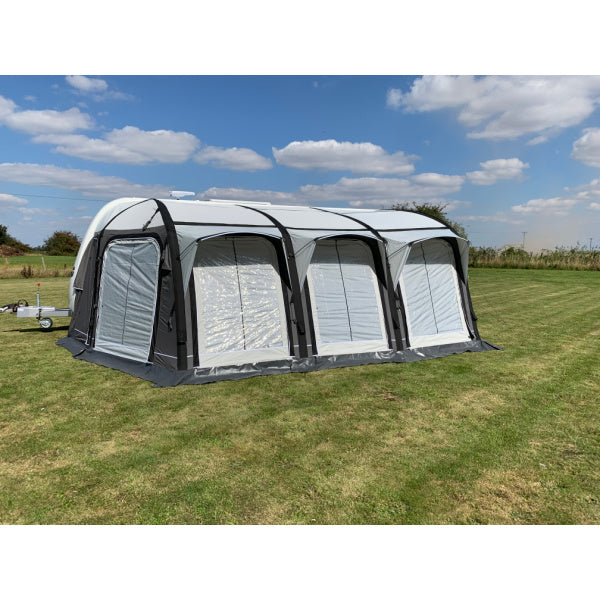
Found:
173,221 -> 276,228
153,199 -> 188,370
447,237 -> 479,339
188,270 -> 200,367
286,226 -> 369,232
376,226 -> 448,232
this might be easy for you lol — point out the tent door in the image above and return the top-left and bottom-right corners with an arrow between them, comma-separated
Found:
94,238 -> 160,362
399,238 -> 470,348
307,239 -> 389,355
193,236 -> 290,367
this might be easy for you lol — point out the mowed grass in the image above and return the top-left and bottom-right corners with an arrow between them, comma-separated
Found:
1,255 -> 76,267
1,269 -> 599,524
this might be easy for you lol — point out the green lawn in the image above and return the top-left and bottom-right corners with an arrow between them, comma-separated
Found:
1,269 -> 599,524
1,254 -> 76,267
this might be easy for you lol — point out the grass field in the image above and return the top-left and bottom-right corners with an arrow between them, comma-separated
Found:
0,254 -> 75,279
1,254 -> 76,267
1,269 -> 599,524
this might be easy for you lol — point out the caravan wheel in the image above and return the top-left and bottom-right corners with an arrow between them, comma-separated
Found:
39,318 -> 53,330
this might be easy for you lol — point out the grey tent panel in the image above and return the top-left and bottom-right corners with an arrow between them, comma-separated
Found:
308,239 -> 388,355
94,238 -> 160,362
400,239 -> 469,348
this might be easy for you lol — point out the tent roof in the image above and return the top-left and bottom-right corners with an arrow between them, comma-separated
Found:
101,198 -> 457,233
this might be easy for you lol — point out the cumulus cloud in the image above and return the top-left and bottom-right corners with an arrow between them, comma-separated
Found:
587,203 -> 600,211
387,76 -> 600,142
65,75 -> 132,101
0,94 -> 93,135
0,162 -> 171,198
194,146 -> 272,171
511,197 -> 579,216
466,158 -> 529,185
571,128 -> 600,168
410,173 -> 464,187
34,126 -> 200,164
198,187 -> 297,204
199,172 -> 464,208
66,75 -> 108,93
273,139 -> 417,175
0,96 -> 16,120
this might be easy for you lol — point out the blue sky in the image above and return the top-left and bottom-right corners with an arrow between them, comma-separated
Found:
2,75 -> 600,250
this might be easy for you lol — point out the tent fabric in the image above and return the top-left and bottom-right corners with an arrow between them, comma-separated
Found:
60,197 -> 497,385
308,239 -> 388,355
94,238 -> 161,361
193,236 -> 290,367
400,239 -> 469,348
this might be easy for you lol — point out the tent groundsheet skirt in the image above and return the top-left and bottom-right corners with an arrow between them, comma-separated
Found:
57,335 -> 500,387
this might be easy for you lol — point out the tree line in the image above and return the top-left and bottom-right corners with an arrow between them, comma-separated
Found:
0,224 -> 80,256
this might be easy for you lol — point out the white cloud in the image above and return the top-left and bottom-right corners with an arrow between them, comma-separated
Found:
194,146 -> 272,171
34,126 -> 200,164
65,75 -> 132,101
0,193 -> 28,211
571,128 -> 600,168
273,139 -> 417,175
0,94 -> 93,135
410,173 -> 464,187
65,75 -> 108,93
0,193 -> 59,219
388,76 -> 600,142
198,187 -> 298,204
466,158 -> 529,185
511,197 -> 579,216
0,162 -> 171,198
0,96 -> 16,120
587,203 -> 600,211
200,172 -> 464,208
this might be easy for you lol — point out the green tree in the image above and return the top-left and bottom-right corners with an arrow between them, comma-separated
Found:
0,223 -> 32,252
43,230 -> 81,256
392,201 -> 468,239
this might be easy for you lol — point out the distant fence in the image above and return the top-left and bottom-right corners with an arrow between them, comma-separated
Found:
1,254 -> 75,279
2,247 -> 600,279
469,245 -> 600,271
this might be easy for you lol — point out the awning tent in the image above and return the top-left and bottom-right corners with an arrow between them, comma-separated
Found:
58,197 -> 497,386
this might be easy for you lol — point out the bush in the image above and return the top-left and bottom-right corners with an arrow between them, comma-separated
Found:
43,231 -> 80,256
0,244 -> 24,257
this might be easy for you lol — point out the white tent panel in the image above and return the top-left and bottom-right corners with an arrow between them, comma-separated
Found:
95,238 -> 160,362
320,207 -> 443,230
400,239 -> 469,348
193,236 -> 290,367
308,239 -> 388,355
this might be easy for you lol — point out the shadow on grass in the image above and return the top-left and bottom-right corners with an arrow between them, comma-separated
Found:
7,325 -> 70,333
